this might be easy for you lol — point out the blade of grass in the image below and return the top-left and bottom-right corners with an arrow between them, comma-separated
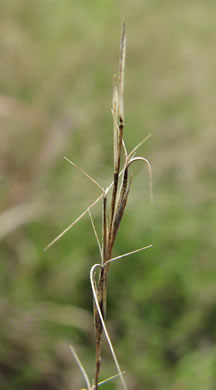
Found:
128,133 -> 152,160
64,156 -> 103,191
44,193 -> 103,251
127,156 -> 153,201
90,264 -> 128,390
69,345 -> 91,390
96,371 -> 126,387
106,244 -> 152,265
44,166 -> 127,251
88,208 -> 103,262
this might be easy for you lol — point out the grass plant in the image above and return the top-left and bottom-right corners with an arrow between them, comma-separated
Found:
45,22 -> 152,390
1,2 -> 216,389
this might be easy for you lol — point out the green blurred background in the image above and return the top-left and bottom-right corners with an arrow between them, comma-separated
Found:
1,1 -> 216,389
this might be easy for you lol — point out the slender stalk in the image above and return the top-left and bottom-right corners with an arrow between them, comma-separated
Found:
102,191 -> 108,264
119,21 -> 126,122
93,23 -> 128,389
94,188 -> 109,389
